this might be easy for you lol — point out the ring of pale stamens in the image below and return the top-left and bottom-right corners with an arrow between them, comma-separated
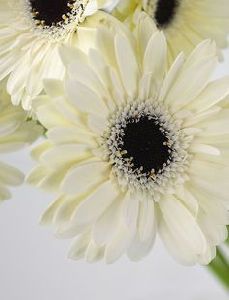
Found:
22,0 -> 89,40
101,100 -> 191,198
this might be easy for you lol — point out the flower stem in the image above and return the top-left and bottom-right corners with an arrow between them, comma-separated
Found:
207,247 -> 229,290
226,226 -> 229,246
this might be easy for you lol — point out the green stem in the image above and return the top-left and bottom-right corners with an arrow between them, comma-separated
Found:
226,226 -> 229,246
207,248 -> 229,289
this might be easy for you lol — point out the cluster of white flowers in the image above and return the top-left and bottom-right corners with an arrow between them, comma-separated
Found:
0,0 -> 229,266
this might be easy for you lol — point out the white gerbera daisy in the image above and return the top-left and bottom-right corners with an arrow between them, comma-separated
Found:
0,81 -> 42,201
0,0 -> 120,110
114,0 -> 229,60
28,13 -> 229,265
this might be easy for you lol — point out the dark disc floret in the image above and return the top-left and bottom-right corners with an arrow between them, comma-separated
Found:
105,101 -> 187,192
154,0 -> 180,28
29,0 -> 76,26
120,116 -> 172,176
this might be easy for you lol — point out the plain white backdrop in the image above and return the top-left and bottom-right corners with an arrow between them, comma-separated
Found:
0,49 -> 228,300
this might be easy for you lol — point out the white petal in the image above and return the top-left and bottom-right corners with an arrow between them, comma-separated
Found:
55,219 -> 88,239
85,240 -> 103,263
61,161 -> 109,196
159,220 -> 197,265
40,197 -> 65,226
87,113 -> 107,135
138,72 -> 153,100
96,27 -> 116,68
160,52 -> 185,103
97,0 -> 120,11
76,26 -> 97,54
0,161 -> 24,186
190,184 -> 229,226
190,76 -> 229,112
127,199 -> 157,261
138,198 -> 156,242
66,79 -> 108,117
84,0 -> 98,15
198,245 -> 216,266
72,180 -> 120,226
199,214 -> 228,246
185,40 -> 216,69
68,232 -> 91,261
137,12 -> 157,61
192,176 -> 228,204
36,102 -> 70,129
67,59 -> 109,104
105,225 -> 131,264
26,165 -> 48,187
122,192 -> 139,235
143,31 -> 167,79
114,33 -> 139,98
47,127 -> 95,145
59,45 -> 87,67
6,56 -> 29,95
93,196 -> 122,246
53,196 -> 84,227
108,67 -> 126,105
190,144 -> 220,156
165,40 -> 217,110
88,48 -> 110,88
30,141 -> 51,161
43,79 -> 64,98
159,196 -> 207,258
40,144 -> 90,167
127,233 -> 156,261
176,187 -> 199,217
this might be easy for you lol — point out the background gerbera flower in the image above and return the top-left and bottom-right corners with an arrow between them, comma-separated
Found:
28,13 -> 229,265
0,0 -> 120,110
113,0 -> 229,61
0,81 -> 42,201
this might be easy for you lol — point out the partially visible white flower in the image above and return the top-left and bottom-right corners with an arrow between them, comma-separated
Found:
0,0 -> 120,110
28,13 -> 229,265
0,81 -> 42,201
114,0 -> 229,60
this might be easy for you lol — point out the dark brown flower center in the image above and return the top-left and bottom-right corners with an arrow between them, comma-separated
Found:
120,116 -> 172,175
29,0 -> 77,26
154,0 -> 179,28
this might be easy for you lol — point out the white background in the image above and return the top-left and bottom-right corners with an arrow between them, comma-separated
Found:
0,49 -> 228,300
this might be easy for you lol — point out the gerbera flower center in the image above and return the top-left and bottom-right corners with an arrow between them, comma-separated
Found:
25,0 -> 88,39
121,116 -> 172,174
30,0 -> 76,26
145,0 -> 180,28
103,101 -> 189,194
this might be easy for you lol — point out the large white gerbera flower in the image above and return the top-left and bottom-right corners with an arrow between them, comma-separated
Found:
114,0 -> 229,60
0,0 -> 120,110
28,13 -> 229,265
0,81 -> 42,201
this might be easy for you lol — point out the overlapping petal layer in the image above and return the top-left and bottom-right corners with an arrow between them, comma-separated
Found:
0,81 -> 42,201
